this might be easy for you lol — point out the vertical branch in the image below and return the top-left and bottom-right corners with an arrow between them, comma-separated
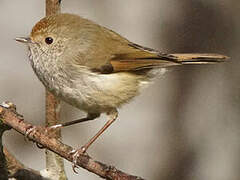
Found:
0,120 -> 10,180
3,148 -> 24,174
45,92 -> 61,139
45,1 -> 67,179
46,0 -> 61,16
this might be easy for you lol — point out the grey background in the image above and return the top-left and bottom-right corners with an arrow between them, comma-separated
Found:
0,0 -> 239,180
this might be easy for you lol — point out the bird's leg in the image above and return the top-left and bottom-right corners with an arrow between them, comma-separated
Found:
71,109 -> 118,171
47,113 -> 100,130
81,110 -> 118,152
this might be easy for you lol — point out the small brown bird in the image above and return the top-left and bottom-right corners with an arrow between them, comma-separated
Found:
16,13 -> 228,162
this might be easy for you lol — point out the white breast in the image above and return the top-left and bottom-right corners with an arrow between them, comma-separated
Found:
69,70 -> 143,113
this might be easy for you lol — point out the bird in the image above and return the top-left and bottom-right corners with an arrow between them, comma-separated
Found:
15,13 -> 228,166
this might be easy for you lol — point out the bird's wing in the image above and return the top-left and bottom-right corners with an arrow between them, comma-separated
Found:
95,42 -> 228,74
70,21 -> 228,74
108,43 -> 180,73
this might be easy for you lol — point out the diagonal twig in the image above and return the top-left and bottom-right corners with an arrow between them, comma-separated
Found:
0,103 -> 48,180
0,105 -> 145,180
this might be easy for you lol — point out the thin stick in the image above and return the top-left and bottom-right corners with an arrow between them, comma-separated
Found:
3,148 -> 50,179
46,0 -> 61,16
0,103 -> 46,179
0,105 -> 145,180
0,120 -> 10,180
3,148 -> 24,174
45,0 -> 67,179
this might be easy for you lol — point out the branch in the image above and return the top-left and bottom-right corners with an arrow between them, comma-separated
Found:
46,0 -> 61,16
0,104 -> 145,180
3,147 -> 24,174
45,0 -> 67,179
0,104 -> 49,180
0,118 -> 11,180
4,148 -> 52,180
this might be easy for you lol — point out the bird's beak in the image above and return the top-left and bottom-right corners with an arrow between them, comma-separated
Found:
15,37 -> 32,44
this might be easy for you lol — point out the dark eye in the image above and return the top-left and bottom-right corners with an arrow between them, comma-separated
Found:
45,37 -> 53,44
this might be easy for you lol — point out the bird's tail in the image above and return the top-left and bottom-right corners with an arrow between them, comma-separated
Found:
109,51 -> 229,73
170,53 -> 229,64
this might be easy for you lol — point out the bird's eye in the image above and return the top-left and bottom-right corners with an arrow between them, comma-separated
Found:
45,37 -> 53,44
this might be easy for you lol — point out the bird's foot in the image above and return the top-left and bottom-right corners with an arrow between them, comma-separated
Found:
47,124 -> 63,130
25,125 -> 36,141
25,126 -> 45,148
44,124 -> 63,138
69,146 -> 88,173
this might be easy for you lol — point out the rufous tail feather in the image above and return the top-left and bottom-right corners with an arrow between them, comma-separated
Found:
170,53 -> 229,64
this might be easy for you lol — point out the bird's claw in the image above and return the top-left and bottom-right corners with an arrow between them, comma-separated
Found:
69,147 -> 87,173
69,149 -> 80,173
25,126 -> 37,142
36,142 -> 45,149
25,126 -> 45,149
44,125 -> 62,138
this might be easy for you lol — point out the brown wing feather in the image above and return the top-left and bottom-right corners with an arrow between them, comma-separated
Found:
107,43 -> 228,73
110,59 -> 179,72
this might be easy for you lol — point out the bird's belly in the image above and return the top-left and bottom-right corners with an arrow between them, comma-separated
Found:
56,72 -> 146,114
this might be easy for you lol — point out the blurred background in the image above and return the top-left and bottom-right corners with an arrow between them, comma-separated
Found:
0,0 -> 239,179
